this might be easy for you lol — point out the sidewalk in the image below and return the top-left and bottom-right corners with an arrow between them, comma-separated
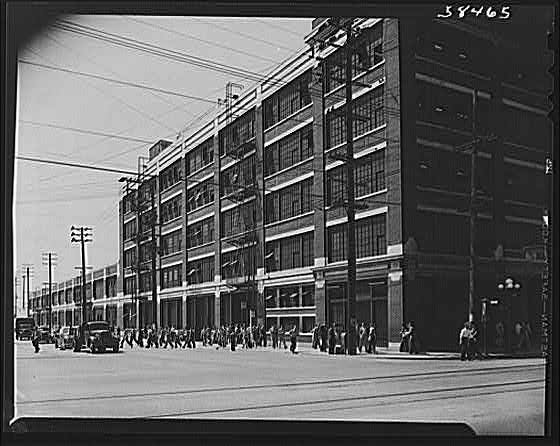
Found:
288,343 -> 543,360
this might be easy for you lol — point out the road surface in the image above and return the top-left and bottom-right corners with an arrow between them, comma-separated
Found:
14,341 -> 545,435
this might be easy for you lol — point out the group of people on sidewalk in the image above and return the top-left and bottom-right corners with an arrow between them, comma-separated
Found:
311,322 -> 378,355
399,321 -> 420,354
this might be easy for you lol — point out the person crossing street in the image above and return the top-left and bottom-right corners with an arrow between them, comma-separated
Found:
289,325 -> 298,354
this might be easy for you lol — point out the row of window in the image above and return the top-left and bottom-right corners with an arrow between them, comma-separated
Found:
327,214 -> 387,262
187,137 -> 214,175
326,87 -> 385,149
34,277 -> 117,307
124,219 -> 137,241
187,217 -> 214,249
263,71 -> 312,129
265,231 -> 314,272
265,178 -> 313,224
221,246 -> 257,279
124,247 -> 136,268
221,200 -> 257,238
139,272 -> 152,293
188,179 -> 214,212
161,230 -> 183,256
220,155 -> 256,197
327,150 -> 386,205
187,256 -> 215,284
325,24 -> 383,93
161,195 -> 182,224
161,264 -> 182,289
219,109 -> 255,157
139,242 -> 153,263
265,285 -> 315,309
264,125 -> 313,176
160,160 -> 183,192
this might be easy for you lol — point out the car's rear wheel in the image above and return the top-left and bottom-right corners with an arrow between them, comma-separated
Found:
91,344 -> 96,354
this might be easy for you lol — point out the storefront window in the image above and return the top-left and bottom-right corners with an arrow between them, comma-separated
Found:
302,286 -> 314,307
302,317 -> 315,333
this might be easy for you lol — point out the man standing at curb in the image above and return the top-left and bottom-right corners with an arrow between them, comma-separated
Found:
459,322 -> 471,361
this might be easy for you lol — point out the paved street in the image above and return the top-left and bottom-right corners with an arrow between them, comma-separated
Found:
14,341 -> 545,435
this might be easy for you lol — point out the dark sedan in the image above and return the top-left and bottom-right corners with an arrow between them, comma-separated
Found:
74,321 -> 120,353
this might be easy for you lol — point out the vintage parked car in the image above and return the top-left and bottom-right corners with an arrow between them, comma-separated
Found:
74,321 -> 120,353
37,326 -> 54,344
54,326 -> 76,350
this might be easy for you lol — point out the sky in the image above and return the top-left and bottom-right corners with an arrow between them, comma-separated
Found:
14,15 -> 314,311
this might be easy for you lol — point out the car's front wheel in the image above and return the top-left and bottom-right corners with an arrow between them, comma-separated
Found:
113,344 -> 119,353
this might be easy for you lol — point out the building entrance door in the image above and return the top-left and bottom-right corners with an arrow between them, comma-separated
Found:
373,299 -> 388,347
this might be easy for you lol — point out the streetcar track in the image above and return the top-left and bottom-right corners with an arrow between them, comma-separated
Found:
299,385 -> 545,415
145,378 -> 544,418
17,363 -> 543,406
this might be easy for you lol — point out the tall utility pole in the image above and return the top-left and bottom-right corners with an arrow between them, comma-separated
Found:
71,226 -> 92,326
344,23 -> 357,355
150,184 -> 158,329
42,252 -> 58,333
22,264 -> 34,318
22,275 -> 26,314
120,161 -> 157,329
468,90 -> 478,322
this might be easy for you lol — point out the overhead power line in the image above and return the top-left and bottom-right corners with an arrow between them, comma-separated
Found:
19,120 -> 156,144
18,60 -> 218,105
124,16 -> 284,65
16,155 -> 139,176
191,18 -> 297,52
52,19 -> 302,89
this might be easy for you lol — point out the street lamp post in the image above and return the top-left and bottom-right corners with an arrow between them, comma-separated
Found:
497,277 -> 521,353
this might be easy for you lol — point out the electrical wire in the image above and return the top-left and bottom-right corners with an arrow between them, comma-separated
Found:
123,16 -> 285,65
190,17 -> 298,52
19,120 -> 156,144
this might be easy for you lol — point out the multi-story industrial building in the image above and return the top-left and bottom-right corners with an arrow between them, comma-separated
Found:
30,14 -> 552,351
29,263 -> 119,328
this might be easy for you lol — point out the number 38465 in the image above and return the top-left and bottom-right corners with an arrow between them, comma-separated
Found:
437,5 -> 511,19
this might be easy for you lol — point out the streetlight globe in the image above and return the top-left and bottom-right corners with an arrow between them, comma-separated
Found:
514,283 -> 521,289
498,283 -> 504,290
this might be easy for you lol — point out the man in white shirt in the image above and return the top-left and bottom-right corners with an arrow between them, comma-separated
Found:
459,322 -> 471,361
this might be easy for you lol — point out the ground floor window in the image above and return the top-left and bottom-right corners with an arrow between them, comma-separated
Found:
279,317 -> 299,332
106,305 -> 117,328
302,316 -> 315,333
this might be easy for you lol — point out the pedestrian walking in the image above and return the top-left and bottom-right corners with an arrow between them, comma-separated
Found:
357,323 -> 365,353
230,326 -> 236,351
261,324 -> 267,347
270,324 -> 277,349
320,324 -> 328,352
311,324 -> 318,349
289,325 -> 298,354
405,322 -> 418,354
468,322 -> 482,360
328,324 -> 336,354
459,322 -> 471,361
399,323 -> 408,352
279,325 -> 287,349
368,323 -> 377,354
32,327 -> 40,353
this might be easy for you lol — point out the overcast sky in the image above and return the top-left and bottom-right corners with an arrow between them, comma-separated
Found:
14,15 -> 313,303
